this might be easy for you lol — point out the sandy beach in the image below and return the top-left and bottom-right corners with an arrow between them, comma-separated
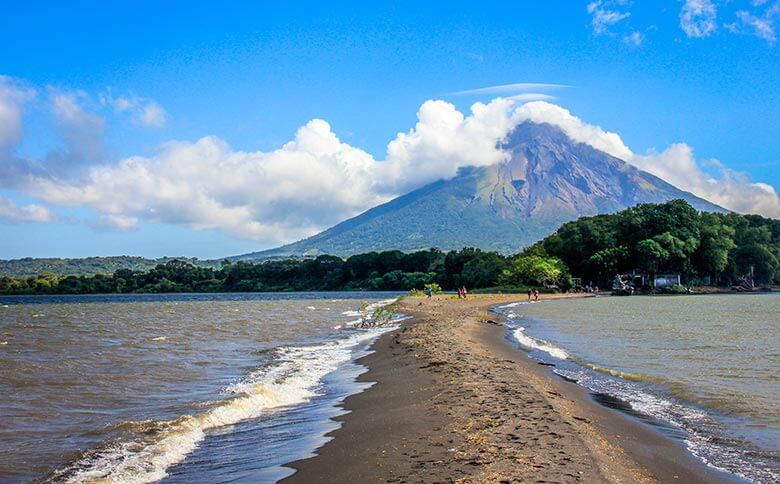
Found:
283,294 -> 736,483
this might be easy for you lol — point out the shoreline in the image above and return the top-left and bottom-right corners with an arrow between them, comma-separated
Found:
282,294 -> 737,483
0,285 -> 775,299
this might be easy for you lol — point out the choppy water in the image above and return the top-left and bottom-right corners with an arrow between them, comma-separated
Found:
0,292 -> 402,483
496,294 -> 780,483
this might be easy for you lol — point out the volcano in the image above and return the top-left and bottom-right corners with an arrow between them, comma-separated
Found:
237,122 -> 724,259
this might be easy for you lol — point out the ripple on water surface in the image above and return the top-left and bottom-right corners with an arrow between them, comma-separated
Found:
0,292 -> 401,483
498,293 -> 780,483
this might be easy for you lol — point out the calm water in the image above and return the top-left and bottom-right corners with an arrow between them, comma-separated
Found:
0,292 -> 401,483
496,294 -> 780,483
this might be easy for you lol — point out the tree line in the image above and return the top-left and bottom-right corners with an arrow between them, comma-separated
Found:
1,200 -> 777,295
0,255 -> 216,278
534,199 -> 778,287
0,248 -> 509,295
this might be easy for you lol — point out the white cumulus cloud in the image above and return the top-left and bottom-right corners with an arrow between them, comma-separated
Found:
632,145 -> 780,216
110,96 -> 134,112
0,195 -> 54,223
49,89 -> 106,164
96,214 -> 140,230
512,101 -> 633,160
623,31 -> 644,46
379,99 -> 517,192
726,3 -> 780,44
680,0 -> 718,38
7,93 -> 780,243
512,101 -> 780,218
99,90 -> 167,128
139,101 -> 166,127
587,1 -> 631,35
0,76 -> 36,157
24,120 -> 385,242
21,99 -> 523,242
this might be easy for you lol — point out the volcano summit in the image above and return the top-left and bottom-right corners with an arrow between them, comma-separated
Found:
239,122 -> 723,260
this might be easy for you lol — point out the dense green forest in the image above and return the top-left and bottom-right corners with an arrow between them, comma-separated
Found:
0,249 -> 507,294
1,200 -> 778,295
0,256 -> 217,278
536,199 -> 779,287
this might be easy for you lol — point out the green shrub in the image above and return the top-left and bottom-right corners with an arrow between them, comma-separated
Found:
424,282 -> 442,294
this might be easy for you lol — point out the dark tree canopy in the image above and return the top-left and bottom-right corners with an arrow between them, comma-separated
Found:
2,200 -> 778,295
539,200 -> 779,286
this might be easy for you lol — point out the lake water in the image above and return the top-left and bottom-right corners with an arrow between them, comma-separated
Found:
0,292 -> 402,483
495,293 -> 780,483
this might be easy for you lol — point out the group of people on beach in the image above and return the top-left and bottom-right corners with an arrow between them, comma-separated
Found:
527,289 -> 540,301
584,284 -> 600,294
457,286 -> 468,299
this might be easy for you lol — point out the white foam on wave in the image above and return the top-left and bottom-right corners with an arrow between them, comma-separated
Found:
496,301 -> 522,309
365,298 -> 399,312
343,319 -> 363,327
511,327 -> 569,360
551,367 -> 778,483
496,300 -> 778,482
54,326 -> 394,484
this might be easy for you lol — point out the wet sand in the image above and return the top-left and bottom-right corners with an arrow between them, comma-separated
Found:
283,294 -> 735,483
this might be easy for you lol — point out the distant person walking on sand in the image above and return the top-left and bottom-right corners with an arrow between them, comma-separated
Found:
533,289 -> 539,301
461,286 -> 468,299
527,289 -> 532,301
425,287 -> 432,298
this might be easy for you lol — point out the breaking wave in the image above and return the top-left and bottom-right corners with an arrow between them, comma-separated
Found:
510,326 -> 569,360
49,317 -> 398,483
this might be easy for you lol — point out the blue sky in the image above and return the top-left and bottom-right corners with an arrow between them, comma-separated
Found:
1,0 -> 779,259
